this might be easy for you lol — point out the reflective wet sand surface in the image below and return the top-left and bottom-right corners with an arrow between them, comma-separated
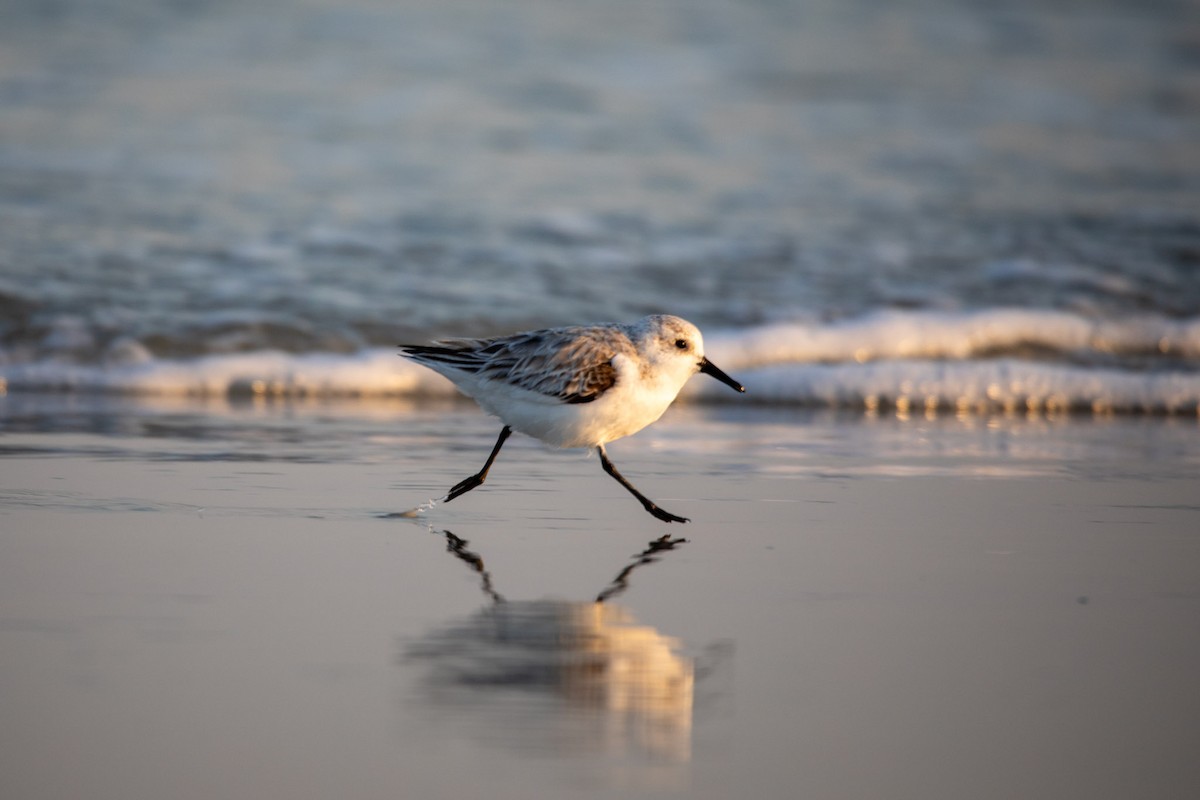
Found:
2,404 -> 1198,799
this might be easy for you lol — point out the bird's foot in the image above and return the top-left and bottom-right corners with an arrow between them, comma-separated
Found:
445,474 -> 485,503
646,504 -> 690,524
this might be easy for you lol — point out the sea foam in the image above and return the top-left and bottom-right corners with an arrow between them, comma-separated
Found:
2,309 -> 1198,415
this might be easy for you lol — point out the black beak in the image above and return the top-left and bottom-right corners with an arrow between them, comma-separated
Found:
699,357 -> 746,393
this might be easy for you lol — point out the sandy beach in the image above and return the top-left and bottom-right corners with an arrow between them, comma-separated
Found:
2,401 -> 1198,799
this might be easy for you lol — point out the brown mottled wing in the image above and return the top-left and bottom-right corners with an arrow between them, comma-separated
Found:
493,325 -> 630,403
403,325 -> 630,404
557,359 -> 617,404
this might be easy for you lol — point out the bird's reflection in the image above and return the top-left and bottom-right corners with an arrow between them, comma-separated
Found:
405,530 -> 694,766
441,530 -> 505,604
595,534 -> 688,604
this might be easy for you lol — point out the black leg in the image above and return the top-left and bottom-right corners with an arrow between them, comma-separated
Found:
597,444 -> 689,524
445,426 -> 512,502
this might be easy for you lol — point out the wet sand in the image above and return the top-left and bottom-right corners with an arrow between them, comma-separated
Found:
1,404 -> 1199,799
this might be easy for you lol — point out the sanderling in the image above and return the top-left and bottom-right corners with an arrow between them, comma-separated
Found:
399,314 -> 745,523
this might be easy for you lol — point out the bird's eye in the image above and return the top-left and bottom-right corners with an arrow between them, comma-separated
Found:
674,338 -> 689,350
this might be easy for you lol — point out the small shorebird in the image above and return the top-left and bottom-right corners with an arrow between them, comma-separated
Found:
399,314 -> 745,522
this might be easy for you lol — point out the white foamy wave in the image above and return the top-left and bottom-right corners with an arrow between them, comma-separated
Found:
2,310 -> 1198,414
0,350 -> 454,399
691,309 -> 1200,414
704,309 -> 1200,367
684,360 -> 1200,415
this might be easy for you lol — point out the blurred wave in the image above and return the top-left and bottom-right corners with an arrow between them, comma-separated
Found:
4,309 -> 1197,414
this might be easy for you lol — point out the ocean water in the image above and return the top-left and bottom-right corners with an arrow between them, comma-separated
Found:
1,0 -> 1198,419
